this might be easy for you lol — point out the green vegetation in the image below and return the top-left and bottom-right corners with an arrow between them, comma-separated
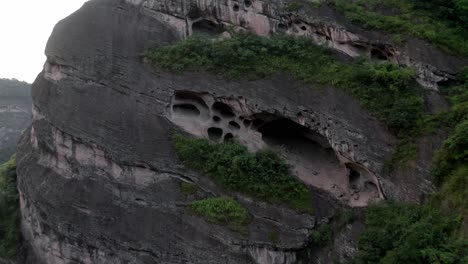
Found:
329,0 -> 468,55
285,2 -> 303,12
352,201 -> 467,264
425,68 -> 467,234
310,224 -> 333,246
0,155 -> 19,259
268,231 -> 280,243
172,134 -> 313,212
180,182 -> 198,196
190,197 -> 250,233
432,120 -> 468,185
147,34 -> 423,137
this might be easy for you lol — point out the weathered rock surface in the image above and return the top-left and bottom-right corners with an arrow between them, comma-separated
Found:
0,79 -> 31,164
15,0 -> 465,263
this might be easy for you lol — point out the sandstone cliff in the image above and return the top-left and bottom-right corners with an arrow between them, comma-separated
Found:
14,0 -> 467,263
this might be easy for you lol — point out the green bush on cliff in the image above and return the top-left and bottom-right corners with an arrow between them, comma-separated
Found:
172,134 -> 314,213
0,155 -> 19,259
329,0 -> 468,55
352,201 -> 467,264
190,197 -> 250,233
147,34 -> 423,136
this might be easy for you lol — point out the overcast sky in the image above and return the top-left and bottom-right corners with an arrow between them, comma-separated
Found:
0,1 -> 89,83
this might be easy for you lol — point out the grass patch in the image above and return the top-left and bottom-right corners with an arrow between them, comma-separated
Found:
329,0 -> 468,55
351,201 -> 467,264
172,134 -> 314,213
0,155 -> 19,259
190,197 -> 250,234
180,182 -> 198,196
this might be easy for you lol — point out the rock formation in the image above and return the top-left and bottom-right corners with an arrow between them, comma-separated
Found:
14,0 -> 466,263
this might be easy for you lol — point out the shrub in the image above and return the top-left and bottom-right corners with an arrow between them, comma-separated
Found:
352,201 -> 467,264
310,224 -> 332,246
172,134 -> 314,213
432,120 -> 468,185
329,0 -> 468,55
190,197 -> 250,233
0,155 -> 19,259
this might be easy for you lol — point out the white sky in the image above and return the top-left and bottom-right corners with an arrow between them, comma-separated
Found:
0,0 -> 89,83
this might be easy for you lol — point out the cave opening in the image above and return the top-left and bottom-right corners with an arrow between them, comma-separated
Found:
371,49 -> 388,60
349,168 -> 361,190
257,118 -> 344,187
174,91 -> 209,110
224,133 -> 234,142
212,102 -> 236,118
229,121 -> 241,130
192,20 -> 224,37
208,127 -> 223,141
172,104 -> 200,117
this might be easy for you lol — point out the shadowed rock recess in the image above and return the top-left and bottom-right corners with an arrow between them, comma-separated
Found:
14,0 -> 466,263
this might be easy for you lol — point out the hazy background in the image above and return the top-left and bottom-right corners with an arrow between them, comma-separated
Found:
0,1 -> 89,83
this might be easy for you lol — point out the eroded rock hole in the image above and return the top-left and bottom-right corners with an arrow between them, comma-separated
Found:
173,104 -> 200,116
278,23 -> 288,32
244,0 -> 252,7
229,121 -> 241,130
212,102 -> 235,118
213,116 -> 221,122
349,168 -> 361,190
208,127 -> 223,141
233,4 -> 240,11
224,133 -> 234,142
243,119 -> 252,127
300,26 -> 307,31
371,49 -> 388,60
364,181 -> 377,192
252,119 -> 264,128
192,20 -> 224,37
174,91 -> 209,109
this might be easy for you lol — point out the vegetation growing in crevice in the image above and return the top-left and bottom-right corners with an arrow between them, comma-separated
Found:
285,2 -> 304,12
147,34 -> 424,137
0,155 -> 19,259
329,0 -> 468,55
172,134 -> 314,213
351,201 -> 467,264
310,224 -> 333,246
180,182 -> 198,196
190,197 -> 250,234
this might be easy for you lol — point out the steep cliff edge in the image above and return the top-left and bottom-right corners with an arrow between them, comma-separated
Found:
14,0 -> 466,263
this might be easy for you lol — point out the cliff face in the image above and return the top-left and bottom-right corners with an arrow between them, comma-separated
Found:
0,79 -> 31,164
15,0 -> 466,263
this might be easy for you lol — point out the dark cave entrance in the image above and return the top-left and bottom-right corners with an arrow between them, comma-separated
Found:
370,49 -> 388,61
257,118 -> 344,186
172,104 -> 201,117
192,19 -> 224,37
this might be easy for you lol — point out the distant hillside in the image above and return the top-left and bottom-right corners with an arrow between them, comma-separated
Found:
0,78 -> 31,164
